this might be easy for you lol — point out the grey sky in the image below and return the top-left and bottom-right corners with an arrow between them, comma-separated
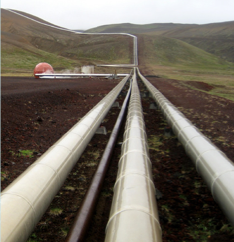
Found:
1,0 -> 234,30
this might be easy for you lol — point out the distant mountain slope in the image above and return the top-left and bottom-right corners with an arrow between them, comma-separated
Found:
86,21 -> 234,62
160,21 -> 234,63
1,9 -> 132,74
137,34 -> 230,69
1,9 -> 233,76
6,9 -> 64,28
85,23 -> 197,34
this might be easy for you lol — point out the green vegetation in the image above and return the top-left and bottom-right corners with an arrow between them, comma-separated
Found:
2,9 -> 234,101
86,21 -> 234,62
148,135 -> 164,152
27,233 -> 41,242
60,227 -> 69,237
161,204 -> 174,223
139,35 -> 234,101
49,208 -> 63,216
141,35 -> 234,72
64,186 -> 76,191
187,218 -> 234,241
1,44 -> 82,75
1,171 -> 9,182
9,149 -> 35,158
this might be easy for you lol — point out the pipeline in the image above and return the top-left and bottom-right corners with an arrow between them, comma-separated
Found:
65,82 -> 132,242
137,69 -> 234,226
105,69 -> 162,242
1,75 -> 130,242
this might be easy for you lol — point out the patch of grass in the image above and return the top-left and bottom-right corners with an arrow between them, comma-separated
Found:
220,224 -> 234,234
101,188 -> 113,197
60,227 -> 69,237
19,150 -> 35,158
1,171 -> 9,181
87,150 -> 100,160
187,219 -> 234,241
161,204 -> 174,223
27,233 -> 41,242
179,194 -> 190,206
1,45 -> 80,75
64,186 -> 76,191
144,62 -> 234,101
148,135 -> 164,151
49,208 -> 63,216
86,162 -> 98,167
10,149 -> 35,158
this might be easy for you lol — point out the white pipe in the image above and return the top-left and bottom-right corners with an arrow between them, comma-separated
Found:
35,73 -> 129,78
1,75 -> 129,242
105,69 -> 162,242
137,69 -> 234,226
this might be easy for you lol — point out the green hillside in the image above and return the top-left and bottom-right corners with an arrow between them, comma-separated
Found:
1,9 -> 234,100
1,9 -> 132,75
140,35 -> 230,68
86,21 -> 234,63
85,23 -> 197,34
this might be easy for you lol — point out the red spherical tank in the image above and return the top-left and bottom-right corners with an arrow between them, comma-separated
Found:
34,62 -> 54,78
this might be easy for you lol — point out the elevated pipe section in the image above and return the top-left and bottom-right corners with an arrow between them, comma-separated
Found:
137,69 -> 234,226
65,83 -> 132,242
133,35 -> 138,66
1,75 -> 130,242
105,70 -> 162,242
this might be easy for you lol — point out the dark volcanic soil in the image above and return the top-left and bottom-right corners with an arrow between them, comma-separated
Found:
1,76 -> 234,242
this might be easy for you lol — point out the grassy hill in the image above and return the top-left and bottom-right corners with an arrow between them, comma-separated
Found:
86,21 -> 234,63
85,23 -> 197,34
1,9 -> 234,100
136,33 -> 234,101
1,9 -> 132,75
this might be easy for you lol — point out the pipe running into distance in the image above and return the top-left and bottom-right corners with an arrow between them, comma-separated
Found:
65,83 -> 132,242
137,69 -> 234,226
1,75 -> 130,242
105,69 -> 162,242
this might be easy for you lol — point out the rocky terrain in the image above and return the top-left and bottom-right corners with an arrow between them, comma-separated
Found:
2,76 -> 234,241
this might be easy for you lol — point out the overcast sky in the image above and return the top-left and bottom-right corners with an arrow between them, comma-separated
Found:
1,0 -> 234,30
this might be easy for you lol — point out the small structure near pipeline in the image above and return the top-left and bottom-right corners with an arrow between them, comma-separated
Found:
33,62 -> 54,78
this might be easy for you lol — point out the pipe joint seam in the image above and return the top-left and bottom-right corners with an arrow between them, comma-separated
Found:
211,169 -> 234,197
105,207 -> 161,234
114,172 -> 155,191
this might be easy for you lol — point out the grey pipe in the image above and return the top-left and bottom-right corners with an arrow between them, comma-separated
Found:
1,75 -> 129,242
105,69 -> 162,242
137,69 -> 234,226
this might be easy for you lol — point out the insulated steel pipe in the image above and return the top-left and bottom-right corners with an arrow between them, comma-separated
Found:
1,75 -> 129,242
137,69 -> 234,226
105,69 -> 162,242
65,83 -> 132,242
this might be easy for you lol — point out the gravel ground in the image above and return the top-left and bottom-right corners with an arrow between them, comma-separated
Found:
1,76 -> 234,242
